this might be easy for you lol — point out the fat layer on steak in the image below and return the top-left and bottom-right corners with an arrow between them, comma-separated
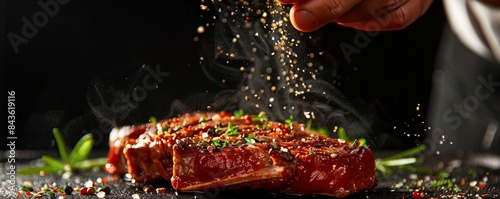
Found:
105,111 -> 377,198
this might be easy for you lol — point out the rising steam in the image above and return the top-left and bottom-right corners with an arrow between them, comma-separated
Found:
188,0 -> 373,140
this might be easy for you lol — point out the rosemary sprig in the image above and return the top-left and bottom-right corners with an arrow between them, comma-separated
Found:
18,128 -> 107,177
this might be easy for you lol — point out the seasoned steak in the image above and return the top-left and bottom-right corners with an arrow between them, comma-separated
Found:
105,111 -> 377,198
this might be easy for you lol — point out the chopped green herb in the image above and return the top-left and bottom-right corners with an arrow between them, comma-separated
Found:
305,120 -> 331,137
234,109 -> 244,118
149,116 -> 158,123
215,126 -> 222,133
199,116 -> 207,123
244,136 -> 259,144
430,179 -> 453,188
21,185 -> 34,192
174,125 -> 182,131
337,127 -> 366,147
212,137 -> 228,148
225,122 -> 239,136
252,114 -> 268,122
162,124 -> 169,131
284,115 -> 293,126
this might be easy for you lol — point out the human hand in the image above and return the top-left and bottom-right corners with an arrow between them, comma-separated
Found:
276,0 -> 434,32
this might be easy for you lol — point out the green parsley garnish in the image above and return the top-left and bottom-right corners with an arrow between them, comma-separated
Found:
244,136 -> 259,144
305,120 -> 331,137
252,114 -> 269,122
212,137 -> 228,148
234,109 -> 244,118
337,127 -> 366,147
149,116 -> 158,123
225,122 -> 239,136
199,116 -> 207,123
284,115 -> 293,126
215,126 -> 222,133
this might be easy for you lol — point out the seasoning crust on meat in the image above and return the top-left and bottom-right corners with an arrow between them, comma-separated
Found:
105,111 -> 377,198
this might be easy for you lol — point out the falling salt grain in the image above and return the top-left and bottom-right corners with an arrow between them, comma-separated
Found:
132,193 -> 140,199
197,26 -> 205,34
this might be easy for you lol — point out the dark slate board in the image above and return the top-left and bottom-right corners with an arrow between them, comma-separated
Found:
1,150 -> 499,199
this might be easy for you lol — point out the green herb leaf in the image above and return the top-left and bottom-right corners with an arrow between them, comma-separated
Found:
305,120 -> 331,137
375,145 -> 428,175
337,127 -> 365,147
357,138 -> 366,147
212,137 -> 227,148
68,133 -> 94,166
215,126 -> 222,133
252,114 -> 268,122
225,122 -> 239,136
337,127 -> 349,141
19,130 -> 107,177
21,185 -> 34,192
284,115 -> 293,126
199,116 -> 207,123
149,116 -> 158,123
382,145 -> 426,161
52,128 -> 69,164
380,157 -> 418,167
244,136 -> 259,144
41,155 -> 65,171
234,109 -> 244,118
72,157 -> 108,171
18,165 -> 60,175
262,122 -> 269,129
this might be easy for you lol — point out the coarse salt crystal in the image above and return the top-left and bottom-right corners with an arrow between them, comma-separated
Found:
96,191 -> 106,198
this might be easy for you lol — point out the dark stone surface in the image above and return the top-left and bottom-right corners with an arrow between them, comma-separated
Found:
2,150 -> 499,199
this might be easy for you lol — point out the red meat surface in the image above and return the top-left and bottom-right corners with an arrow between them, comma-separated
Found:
105,111 -> 377,198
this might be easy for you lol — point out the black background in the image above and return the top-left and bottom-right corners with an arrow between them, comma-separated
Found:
2,0 -> 446,152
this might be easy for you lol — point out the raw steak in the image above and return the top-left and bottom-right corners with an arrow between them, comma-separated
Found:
105,111 -> 377,198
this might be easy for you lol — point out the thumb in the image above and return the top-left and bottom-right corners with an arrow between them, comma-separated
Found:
289,0 -> 362,32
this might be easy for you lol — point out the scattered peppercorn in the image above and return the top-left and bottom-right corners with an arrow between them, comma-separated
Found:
102,186 -> 111,195
80,187 -> 88,195
412,190 -> 422,199
87,187 -> 96,195
64,186 -> 73,195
